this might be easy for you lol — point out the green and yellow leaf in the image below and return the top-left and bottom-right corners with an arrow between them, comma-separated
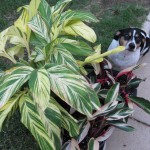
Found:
0,93 -> 23,131
0,66 -> 33,108
63,20 -> 97,43
19,94 -> 55,150
46,64 -> 100,117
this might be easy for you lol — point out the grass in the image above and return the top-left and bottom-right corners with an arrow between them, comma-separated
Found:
0,0 -> 148,149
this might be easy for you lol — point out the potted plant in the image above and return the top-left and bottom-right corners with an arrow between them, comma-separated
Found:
0,0 -> 150,150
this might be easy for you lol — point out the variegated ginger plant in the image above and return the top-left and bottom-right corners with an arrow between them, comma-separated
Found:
0,0 -> 124,149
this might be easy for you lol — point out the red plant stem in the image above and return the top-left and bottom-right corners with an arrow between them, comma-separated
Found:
93,117 -> 106,138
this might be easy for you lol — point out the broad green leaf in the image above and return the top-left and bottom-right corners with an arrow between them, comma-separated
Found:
61,42 -> 93,56
88,138 -> 99,150
0,93 -> 23,131
51,0 -> 72,16
38,0 -> 52,29
29,68 -> 61,149
59,10 -> 98,25
127,78 -> 144,89
19,94 -> 55,150
29,67 -> 50,111
28,14 -> 50,43
84,46 -> 125,65
106,108 -> 134,120
129,96 -> 150,114
108,120 -> 134,132
50,97 -> 79,137
63,20 -> 97,43
0,66 -> 33,108
105,83 -> 120,104
50,44 -> 80,72
30,32 -> 48,48
44,102 -> 61,150
46,64 -> 100,117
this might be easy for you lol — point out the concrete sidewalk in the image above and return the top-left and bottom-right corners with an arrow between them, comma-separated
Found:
106,52 -> 150,150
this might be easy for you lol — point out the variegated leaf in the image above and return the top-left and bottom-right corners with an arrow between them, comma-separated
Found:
107,120 -> 134,132
60,10 -> 98,24
105,83 -> 120,104
28,14 -> 50,43
29,67 -> 50,111
106,108 -> 134,120
62,138 -> 80,150
38,0 -> 52,28
77,121 -> 91,143
51,0 -> 72,16
0,66 -> 33,108
63,20 -> 97,43
19,94 -> 55,150
46,64 -> 100,117
88,138 -> 99,150
29,68 -> 61,149
0,93 -> 23,131
50,44 -> 80,72
50,97 -> 79,137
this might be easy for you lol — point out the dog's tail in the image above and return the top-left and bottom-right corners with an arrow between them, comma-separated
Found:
142,12 -> 150,36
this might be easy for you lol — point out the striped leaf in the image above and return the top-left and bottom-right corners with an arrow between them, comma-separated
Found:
29,67 -> 50,111
61,42 -> 93,57
50,97 -> 79,137
28,14 -> 50,43
105,83 -> 120,104
63,20 -> 97,43
0,66 -> 33,108
88,138 -> 99,150
29,68 -> 61,149
107,120 -> 134,132
0,93 -> 23,131
51,0 -> 72,15
50,44 -> 80,72
19,94 -> 55,150
38,0 -> 52,28
60,10 -> 98,23
106,108 -> 134,120
46,64 -> 100,117
129,96 -> 150,114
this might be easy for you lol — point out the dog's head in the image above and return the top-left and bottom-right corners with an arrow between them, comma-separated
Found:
114,28 -> 150,53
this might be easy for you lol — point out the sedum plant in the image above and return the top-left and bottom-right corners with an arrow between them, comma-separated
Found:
0,0 -> 124,149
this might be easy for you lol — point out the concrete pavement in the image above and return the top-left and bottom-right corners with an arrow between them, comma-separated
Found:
106,52 -> 150,150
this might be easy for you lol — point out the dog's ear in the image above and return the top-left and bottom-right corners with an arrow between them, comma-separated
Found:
114,30 -> 122,41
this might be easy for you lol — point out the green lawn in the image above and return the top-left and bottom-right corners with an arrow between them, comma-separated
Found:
0,0 -> 148,149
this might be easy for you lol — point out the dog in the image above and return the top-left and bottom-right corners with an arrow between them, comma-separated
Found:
108,12 -> 150,71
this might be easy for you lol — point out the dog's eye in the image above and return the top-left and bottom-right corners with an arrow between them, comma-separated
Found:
124,34 -> 130,40
136,37 -> 141,43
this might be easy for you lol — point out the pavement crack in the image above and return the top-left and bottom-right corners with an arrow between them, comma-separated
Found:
129,117 -> 150,127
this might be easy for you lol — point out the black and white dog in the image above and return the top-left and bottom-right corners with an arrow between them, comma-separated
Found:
108,13 -> 150,71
